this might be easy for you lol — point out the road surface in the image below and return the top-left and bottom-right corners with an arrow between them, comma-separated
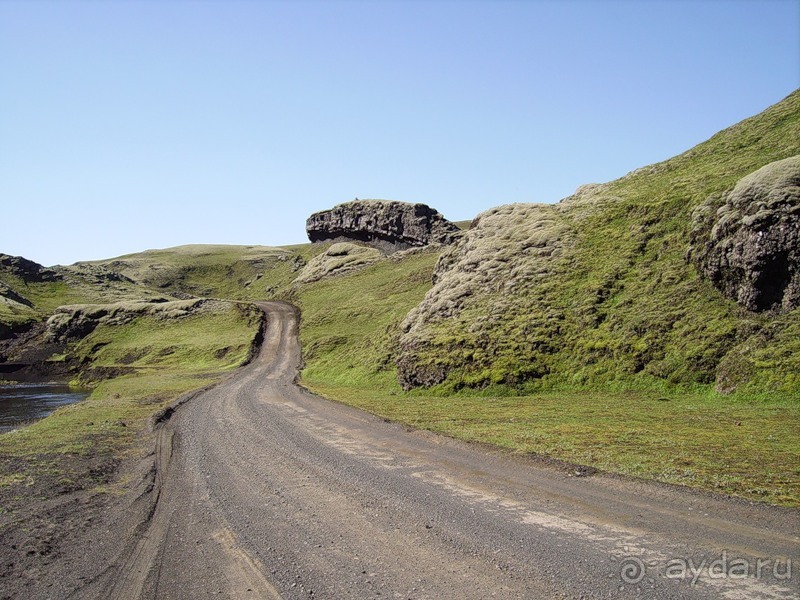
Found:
88,301 -> 799,599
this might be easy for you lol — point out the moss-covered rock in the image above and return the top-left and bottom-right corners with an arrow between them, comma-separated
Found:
294,243 -> 383,284
398,203 -> 572,389
689,155 -> 800,312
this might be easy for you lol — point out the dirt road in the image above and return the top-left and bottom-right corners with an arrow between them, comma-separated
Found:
71,302 -> 799,598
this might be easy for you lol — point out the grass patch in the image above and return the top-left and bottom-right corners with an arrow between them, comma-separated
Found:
0,298 -> 39,331
68,300 -> 260,372
0,270 -> 163,317
303,381 -> 800,506
295,248 -> 439,388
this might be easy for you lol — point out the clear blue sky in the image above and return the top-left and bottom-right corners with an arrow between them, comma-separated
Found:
1,0 -> 798,266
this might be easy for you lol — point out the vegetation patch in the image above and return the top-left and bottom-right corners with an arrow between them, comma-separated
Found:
86,244 -> 321,301
396,91 -> 800,397
0,296 -> 39,338
303,381 -> 800,506
294,242 -> 384,284
295,249 -> 439,389
0,302 -> 261,513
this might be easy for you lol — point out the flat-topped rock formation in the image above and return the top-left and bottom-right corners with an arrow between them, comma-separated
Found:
306,200 -> 460,252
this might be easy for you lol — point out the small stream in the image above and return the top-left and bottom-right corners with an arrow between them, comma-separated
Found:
0,382 -> 89,434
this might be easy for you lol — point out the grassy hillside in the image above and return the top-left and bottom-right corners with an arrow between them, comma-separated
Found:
86,244 -> 321,301
294,91 -> 800,505
0,244 -> 322,335
398,90 -> 800,398
296,249 -> 440,389
0,262 -> 163,333
0,296 -> 39,333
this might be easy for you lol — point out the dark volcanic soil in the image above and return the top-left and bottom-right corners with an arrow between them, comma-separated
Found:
0,322 -> 73,381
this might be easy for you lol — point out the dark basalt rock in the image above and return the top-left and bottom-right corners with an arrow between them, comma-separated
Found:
0,254 -> 60,282
689,156 -> 800,312
0,281 -> 33,308
306,200 -> 460,252
57,262 -> 136,285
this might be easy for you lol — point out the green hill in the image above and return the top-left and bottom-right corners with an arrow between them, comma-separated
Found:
83,244 -> 313,300
395,91 -> 800,398
291,91 -> 800,504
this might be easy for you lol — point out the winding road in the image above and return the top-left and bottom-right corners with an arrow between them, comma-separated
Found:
92,302 -> 799,599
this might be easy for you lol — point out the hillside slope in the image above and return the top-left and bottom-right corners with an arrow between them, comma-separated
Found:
0,253 -> 170,344
289,92 -> 799,504
397,90 -> 800,397
82,244 -> 316,300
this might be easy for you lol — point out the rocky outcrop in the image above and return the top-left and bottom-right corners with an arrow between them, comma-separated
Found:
0,254 -> 60,282
306,200 -> 460,252
45,298 -> 221,343
56,262 -> 135,286
689,156 -> 800,312
294,243 -> 383,284
0,281 -> 33,308
397,203 -> 574,389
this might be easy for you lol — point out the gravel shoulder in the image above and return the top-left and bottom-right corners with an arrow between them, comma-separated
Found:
2,301 -> 798,599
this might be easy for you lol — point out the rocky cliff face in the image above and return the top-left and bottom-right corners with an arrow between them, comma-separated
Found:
689,156 -> 800,312
306,200 -> 460,252
0,254 -> 60,282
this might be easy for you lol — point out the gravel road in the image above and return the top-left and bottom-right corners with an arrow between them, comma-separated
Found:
80,302 -> 800,599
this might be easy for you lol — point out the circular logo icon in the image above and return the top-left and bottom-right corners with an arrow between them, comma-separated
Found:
620,557 -> 646,584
